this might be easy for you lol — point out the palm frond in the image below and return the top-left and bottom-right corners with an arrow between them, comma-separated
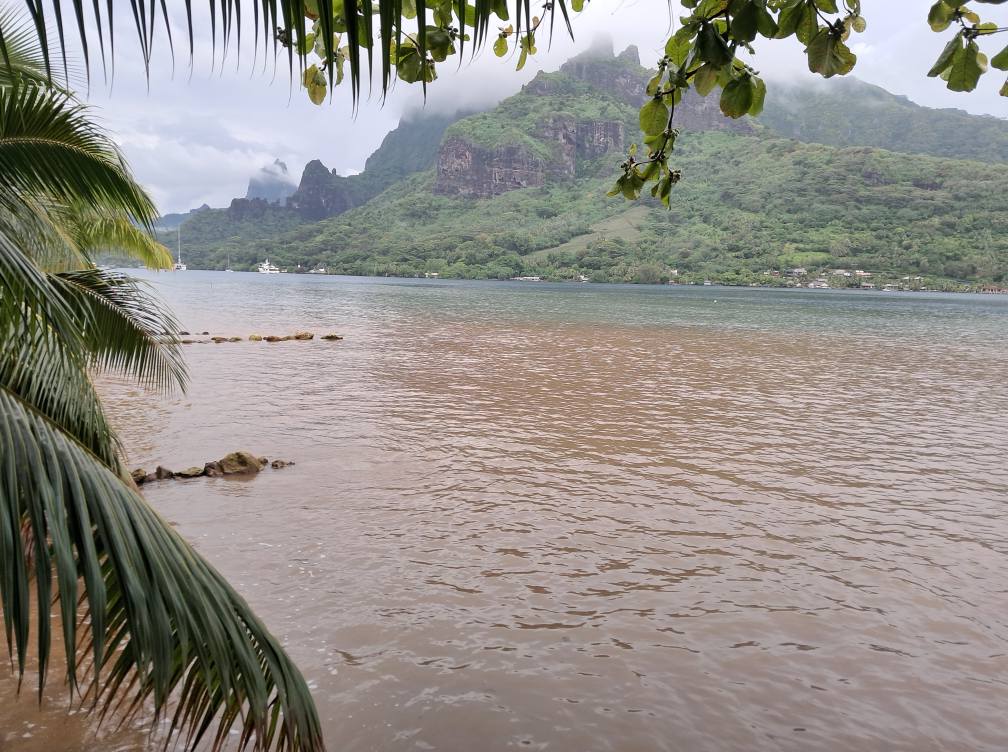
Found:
0,386 -> 325,751
70,213 -> 174,270
51,268 -> 186,393
0,84 -> 158,229
0,224 -> 123,470
0,4 -> 62,89
11,1 -> 573,104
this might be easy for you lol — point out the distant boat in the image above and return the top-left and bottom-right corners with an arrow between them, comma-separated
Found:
257,259 -> 280,274
225,254 -> 234,272
173,228 -> 187,271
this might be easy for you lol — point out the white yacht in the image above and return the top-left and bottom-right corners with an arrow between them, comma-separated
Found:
225,254 -> 234,272
257,259 -> 280,274
173,228 -> 187,271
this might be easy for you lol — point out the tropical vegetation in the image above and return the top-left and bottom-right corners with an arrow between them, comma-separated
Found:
0,9 -> 323,751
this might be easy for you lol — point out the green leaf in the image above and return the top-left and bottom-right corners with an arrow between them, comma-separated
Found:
991,44 -> 1008,71
665,24 -> 696,66
796,3 -> 819,45
806,28 -> 857,77
775,2 -> 805,38
947,39 -> 984,91
749,75 -> 767,115
639,98 -> 669,136
646,72 -> 664,96
493,35 -> 508,57
928,35 -> 960,77
693,62 -> 720,96
303,64 -> 327,104
729,0 -> 759,43
720,75 -> 754,117
928,0 -> 956,32
698,22 -> 733,67
815,0 -> 838,12
755,5 -> 779,38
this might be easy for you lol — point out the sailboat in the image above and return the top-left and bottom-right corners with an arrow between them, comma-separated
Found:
225,253 -> 234,272
172,228 -> 187,271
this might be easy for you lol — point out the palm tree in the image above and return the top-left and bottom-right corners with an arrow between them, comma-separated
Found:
0,9 -> 323,751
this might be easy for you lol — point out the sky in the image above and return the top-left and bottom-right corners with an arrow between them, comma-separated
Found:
67,1 -> 1008,214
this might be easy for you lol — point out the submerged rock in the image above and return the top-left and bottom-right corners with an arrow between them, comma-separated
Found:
131,468 -> 147,484
264,335 -> 283,342
211,336 -> 228,343
179,331 -> 190,336
201,331 -> 209,335
293,331 -> 314,340
228,336 -> 243,342
271,459 -> 296,469
181,339 -> 195,344
218,451 -> 262,475
204,461 -> 223,477
155,465 -> 174,480
321,334 -> 343,340
177,466 -> 205,478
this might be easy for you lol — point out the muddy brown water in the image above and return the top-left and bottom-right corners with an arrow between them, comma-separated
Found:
2,274 -> 1007,751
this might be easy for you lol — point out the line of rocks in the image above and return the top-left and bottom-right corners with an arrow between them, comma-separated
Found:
176,331 -> 344,344
132,450 -> 295,485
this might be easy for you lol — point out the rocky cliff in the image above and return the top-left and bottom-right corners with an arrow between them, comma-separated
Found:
433,44 -> 751,199
286,160 -> 355,221
245,159 -> 296,204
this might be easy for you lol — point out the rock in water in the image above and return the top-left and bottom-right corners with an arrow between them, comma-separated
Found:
131,468 -> 147,484
211,336 -> 228,343
293,331 -> 314,340
155,465 -> 174,480
177,466 -> 205,478
228,336 -> 243,342
249,334 -> 263,341
264,335 -> 282,342
218,451 -> 262,475
203,461 -> 223,477
321,334 -> 343,340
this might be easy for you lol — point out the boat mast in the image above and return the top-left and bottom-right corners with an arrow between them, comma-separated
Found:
177,227 -> 182,265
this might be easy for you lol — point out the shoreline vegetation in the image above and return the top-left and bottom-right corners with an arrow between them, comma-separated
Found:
122,263 -> 1008,294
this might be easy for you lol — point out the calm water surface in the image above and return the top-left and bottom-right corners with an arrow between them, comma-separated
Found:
3,274 -> 1007,751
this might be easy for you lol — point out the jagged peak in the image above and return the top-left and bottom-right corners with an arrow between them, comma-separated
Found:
301,159 -> 334,178
617,45 -> 640,66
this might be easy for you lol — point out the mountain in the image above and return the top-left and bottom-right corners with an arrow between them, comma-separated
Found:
154,204 -> 211,231
759,77 -> 1008,163
158,108 -> 463,260
166,45 -> 1008,286
245,159 -> 297,204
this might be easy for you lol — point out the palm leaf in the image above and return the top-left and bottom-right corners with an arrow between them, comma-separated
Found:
0,386 -> 325,751
50,268 -> 186,393
0,84 -> 158,229
10,1 -> 573,103
0,221 -> 122,470
64,211 -> 174,270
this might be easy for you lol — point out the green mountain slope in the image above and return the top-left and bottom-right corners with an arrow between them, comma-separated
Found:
157,109 -> 464,260
217,130 -> 1007,285
759,77 -> 1008,163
